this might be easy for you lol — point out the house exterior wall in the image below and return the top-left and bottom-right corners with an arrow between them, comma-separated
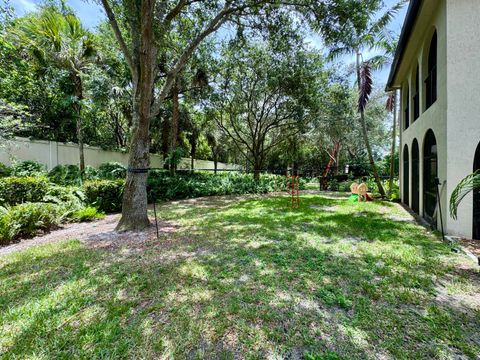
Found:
445,0 -> 480,237
398,0 -> 448,228
395,0 -> 480,239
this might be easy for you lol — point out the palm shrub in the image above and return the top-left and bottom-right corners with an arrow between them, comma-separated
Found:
450,170 -> 480,219
16,7 -> 96,176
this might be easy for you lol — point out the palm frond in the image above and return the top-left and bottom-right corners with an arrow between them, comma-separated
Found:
385,92 -> 395,112
327,45 -> 353,61
449,170 -> 480,219
368,54 -> 389,71
369,0 -> 408,38
358,61 -> 372,112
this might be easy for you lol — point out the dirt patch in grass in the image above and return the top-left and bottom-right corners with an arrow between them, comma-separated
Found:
459,239 -> 480,257
0,214 -> 120,257
0,211 -> 179,256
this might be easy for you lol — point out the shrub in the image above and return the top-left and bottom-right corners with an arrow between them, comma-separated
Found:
98,162 -> 126,180
48,164 -> 80,185
328,179 -> 339,191
48,164 -> 98,185
71,206 -> 105,222
0,163 -> 11,178
383,179 -> 400,202
0,202 -> 61,243
10,160 -> 46,177
43,185 -> 86,220
147,171 -> 292,202
0,176 -> 50,205
83,179 -> 124,213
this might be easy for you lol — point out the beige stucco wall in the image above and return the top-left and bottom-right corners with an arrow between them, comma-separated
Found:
397,0 -> 448,229
445,0 -> 480,237
395,0 -> 480,238
0,137 -> 242,172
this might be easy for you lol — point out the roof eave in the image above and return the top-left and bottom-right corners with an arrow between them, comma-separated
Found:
385,0 -> 423,92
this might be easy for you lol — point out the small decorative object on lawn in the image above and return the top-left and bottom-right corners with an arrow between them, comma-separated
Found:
358,183 -> 368,202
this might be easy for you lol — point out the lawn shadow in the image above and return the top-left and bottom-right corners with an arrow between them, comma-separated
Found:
1,194 -> 479,358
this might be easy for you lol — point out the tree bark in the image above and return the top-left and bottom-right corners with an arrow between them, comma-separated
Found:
356,52 -> 386,198
115,0 -> 155,231
253,156 -> 261,181
70,71 -> 85,178
100,0 -> 231,231
169,80 -> 179,175
388,92 -> 397,197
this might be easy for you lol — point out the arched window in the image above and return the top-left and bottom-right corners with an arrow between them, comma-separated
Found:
404,88 -> 410,130
425,31 -> 437,109
413,65 -> 420,120
412,139 -> 420,213
423,130 -> 438,224
473,142 -> 480,240
403,145 -> 409,206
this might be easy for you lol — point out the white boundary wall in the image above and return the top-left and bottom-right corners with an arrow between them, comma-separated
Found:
0,137 -> 242,171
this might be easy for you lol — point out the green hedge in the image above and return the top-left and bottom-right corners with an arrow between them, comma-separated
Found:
147,171 -> 295,202
0,202 -> 61,244
0,177 -> 50,205
83,179 -> 124,213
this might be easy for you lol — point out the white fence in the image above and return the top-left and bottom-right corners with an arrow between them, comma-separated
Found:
0,137 -> 242,171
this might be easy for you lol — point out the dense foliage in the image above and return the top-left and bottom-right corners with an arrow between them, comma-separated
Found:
0,160 -> 299,243
0,176 -> 49,205
147,171 -> 299,202
0,0 -> 403,230
0,202 -> 61,243
83,179 -> 125,213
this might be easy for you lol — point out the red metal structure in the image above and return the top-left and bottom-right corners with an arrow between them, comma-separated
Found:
322,142 -> 340,190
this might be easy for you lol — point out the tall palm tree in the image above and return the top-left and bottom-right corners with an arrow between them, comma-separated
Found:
16,7 -> 96,177
325,1 -> 406,198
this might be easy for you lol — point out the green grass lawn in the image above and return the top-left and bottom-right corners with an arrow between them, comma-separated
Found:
1,194 -> 479,359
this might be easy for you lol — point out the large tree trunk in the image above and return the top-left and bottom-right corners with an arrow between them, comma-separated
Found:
116,108 -> 151,231
190,135 -> 196,171
71,72 -> 85,178
356,52 -> 386,198
253,156 -> 261,181
169,81 -> 179,175
116,1 -> 155,231
388,92 -> 397,197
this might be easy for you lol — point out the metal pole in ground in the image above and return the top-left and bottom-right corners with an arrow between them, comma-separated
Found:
146,181 -> 159,240
435,177 -> 445,242
153,197 -> 159,239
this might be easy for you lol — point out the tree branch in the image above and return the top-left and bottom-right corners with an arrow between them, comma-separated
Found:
151,4 -> 232,117
100,0 -> 135,77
